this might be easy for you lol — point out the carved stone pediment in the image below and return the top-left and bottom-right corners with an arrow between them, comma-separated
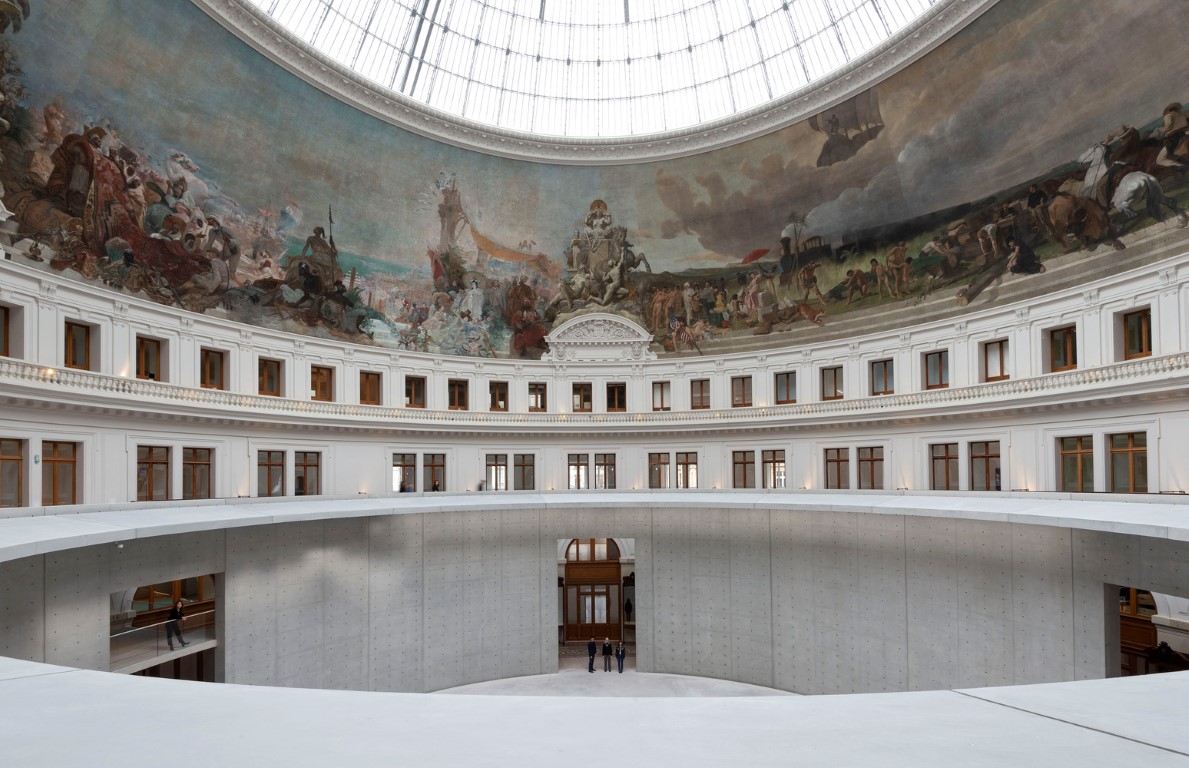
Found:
541,313 -> 655,362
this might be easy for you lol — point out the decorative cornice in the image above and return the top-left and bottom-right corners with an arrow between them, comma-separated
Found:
542,313 -> 655,362
189,0 -> 999,165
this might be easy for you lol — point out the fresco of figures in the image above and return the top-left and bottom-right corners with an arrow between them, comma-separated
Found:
0,0 -> 1186,359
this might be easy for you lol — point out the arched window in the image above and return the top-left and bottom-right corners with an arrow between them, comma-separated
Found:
565,538 -> 620,562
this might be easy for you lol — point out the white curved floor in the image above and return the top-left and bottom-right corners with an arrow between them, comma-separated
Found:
436,669 -> 798,697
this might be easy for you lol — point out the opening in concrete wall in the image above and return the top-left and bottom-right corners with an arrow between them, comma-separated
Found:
1117,585 -> 1189,677
558,538 -> 635,671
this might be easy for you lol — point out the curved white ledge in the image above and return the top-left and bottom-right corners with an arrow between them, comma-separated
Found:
190,0 -> 999,164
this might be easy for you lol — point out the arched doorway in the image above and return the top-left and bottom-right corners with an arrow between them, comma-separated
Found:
562,538 -> 622,643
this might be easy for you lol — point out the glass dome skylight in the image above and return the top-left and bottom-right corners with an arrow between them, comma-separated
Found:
246,0 -> 936,138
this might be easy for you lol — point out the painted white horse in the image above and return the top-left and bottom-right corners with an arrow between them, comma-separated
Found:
1076,142 -> 1113,205
1110,171 -> 1189,228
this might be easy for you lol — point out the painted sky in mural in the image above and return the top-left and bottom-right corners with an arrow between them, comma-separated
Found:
0,0 -> 1187,359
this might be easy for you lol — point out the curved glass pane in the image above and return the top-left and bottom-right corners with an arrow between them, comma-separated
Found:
244,0 -> 936,137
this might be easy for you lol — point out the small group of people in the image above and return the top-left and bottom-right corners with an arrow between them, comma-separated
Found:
587,637 -> 628,673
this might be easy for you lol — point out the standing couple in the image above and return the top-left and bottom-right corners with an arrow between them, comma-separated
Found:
587,637 -> 627,673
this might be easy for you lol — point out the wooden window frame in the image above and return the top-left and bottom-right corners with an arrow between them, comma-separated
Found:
489,381 -> 509,412
0,305 -> 9,358
651,381 -> 671,412
181,447 -> 212,501
528,382 -> 547,412
359,371 -> 382,405
567,453 -> 589,490
924,350 -> 949,390
732,450 -> 756,489
572,383 -> 593,413
821,366 -> 843,401
257,450 -> 285,497
690,379 -> 711,410
969,441 -> 1001,491
310,365 -> 334,402
762,449 -> 786,489
136,445 -> 170,502
824,447 -> 849,489
393,453 -> 416,492
857,446 -> 883,490
64,321 -> 91,371
1058,436 -> 1094,493
1122,309 -> 1152,360
294,451 -> 320,496
983,339 -> 1009,382
731,376 -> 753,408
774,372 -> 796,404
1049,326 -> 1077,372
135,336 -> 163,381
594,453 -> 617,489
870,359 -> 894,396
405,376 -> 426,408
0,438 -> 24,507
485,453 -> 508,490
648,452 -> 670,489
930,443 -> 959,491
513,453 -> 535,490
676,452 -> 698,489
606,382 -> 627,413
1108,432 -> 1147,493
423,453 -> 445,491
42,441 -> 78,506
199,348 -> 226,390
447,379 -> 469,410
258,358 -> 282,397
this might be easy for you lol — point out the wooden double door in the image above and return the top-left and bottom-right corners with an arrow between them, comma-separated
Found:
564,562 -> 621,642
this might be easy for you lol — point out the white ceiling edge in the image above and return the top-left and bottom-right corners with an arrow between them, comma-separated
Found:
190,0 -> 1000,165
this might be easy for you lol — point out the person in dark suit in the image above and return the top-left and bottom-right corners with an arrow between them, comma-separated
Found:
602,638 -> 613,672
587,638 -> 597,673
615,641 -> 627,673
166,599 -> 189,651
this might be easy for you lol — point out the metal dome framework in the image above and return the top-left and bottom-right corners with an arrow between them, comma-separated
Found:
246,0 -> 935,138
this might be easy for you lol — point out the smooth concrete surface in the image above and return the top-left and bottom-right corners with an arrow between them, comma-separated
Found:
436,668 -> 799,697
1,656 -> 1188,767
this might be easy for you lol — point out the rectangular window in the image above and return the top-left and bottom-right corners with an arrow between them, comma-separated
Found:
983,339 -> 1009,382
924,351 -> 949,390
447,379 -> 468,410
568,453 -> 589,489
135,337 -> 162,381
648,452 -> 670,489
486,454 -> 508,490
1123,309 -> 1152,359
393,453 -> 416,492
424,453 -> 446,491
294,451 -> 320,496
572,383 -> 593,412
651,381 -> 671,411
489,381 -> 509,412
182,448 -> 212,501
136,445 -> 170,502
690,379 -> 711,410
1059,436 -> 1094,493
732,450 -> 756,489
871,359 -> 894,396
200,348 -> 226,390
821,366 -> 843,401
676,452 -> 699,488
64,321 -> 91,371
513,454 -> 535,490
969,441 -> 1001,491
257,450 -> 285,497
0,305 -> 9,357
594,453 -> 617,489
731,376 -> 753,407
310,365 -> 334,402
42,441 -> 78,506
405,376 -> 426,408
1109,433 -> 1147,493
258,358 -> 282,397
606,382 -> 627,412
857,447 -> 883,490
359,371 -> 382,405
825,447 -> 849,489
775,372 -> 796,404
0,438 -> 24,507
1050,326 -> 1077,372
930,443 -> 959,491
762,449 -> 786,489
528,382 -> 547,412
